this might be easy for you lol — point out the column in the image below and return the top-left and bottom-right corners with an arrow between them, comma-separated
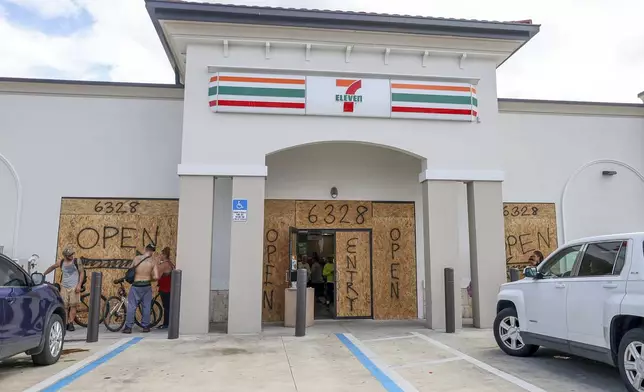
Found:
227,176 -> 265,334
422,180 -> 463,330
176,176 -> 214,334
467,181 -> 505,328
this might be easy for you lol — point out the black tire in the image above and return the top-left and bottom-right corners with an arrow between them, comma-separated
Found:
493,307 -> 539,357
134,300 -> 161,328
618,328 -> 644,392
104,296 -> 126,332
74,294 -> 107,328
32,314 -> 64,366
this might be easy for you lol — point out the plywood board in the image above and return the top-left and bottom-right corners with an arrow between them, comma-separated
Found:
504,203 -> 558,275
295,200 -> 372,229
335,231 -> 372,318
372,203 -> 417,320
56,198 -> 178,300
262,200 -> 296,322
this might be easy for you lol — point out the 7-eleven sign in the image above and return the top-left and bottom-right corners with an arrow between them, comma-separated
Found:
335,79 -> 363,112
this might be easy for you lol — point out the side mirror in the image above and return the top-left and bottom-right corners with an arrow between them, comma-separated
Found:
523,267 -> 538,279
31,272 -> 45,286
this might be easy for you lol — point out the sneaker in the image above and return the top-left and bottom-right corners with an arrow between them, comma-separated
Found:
141,327 -> 150,333
68,323 -> 75,332
157,325 -> 168,330
122,327 -> 132,334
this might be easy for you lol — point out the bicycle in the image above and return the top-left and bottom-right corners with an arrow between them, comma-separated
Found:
103,278 -> 163,332
75,290 -> 108,328
53,282 -> 107,328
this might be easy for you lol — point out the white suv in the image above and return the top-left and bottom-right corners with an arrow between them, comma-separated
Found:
495,233 -> 644,392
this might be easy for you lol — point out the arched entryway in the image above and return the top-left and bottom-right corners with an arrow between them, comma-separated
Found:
562,160 -> 644,241
0,153 -> 21,257
263,142 -> 425,323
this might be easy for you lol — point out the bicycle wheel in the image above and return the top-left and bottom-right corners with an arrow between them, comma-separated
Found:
74,294 -> 107,327
74,293 -> 90,328
104,296 -> 126,332
134,300 -> 162,328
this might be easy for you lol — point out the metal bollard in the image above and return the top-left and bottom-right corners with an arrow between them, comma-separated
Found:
168,269 -> 182,339
86,272 -> 102,343
509,268 -> 520,282
444,268 -> 455,334
295,268 -> 307,337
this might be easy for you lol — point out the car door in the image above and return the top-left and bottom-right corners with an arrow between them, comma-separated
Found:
566,240 -> 628,358
522,245 -> 583,350
0,255 -> 42,356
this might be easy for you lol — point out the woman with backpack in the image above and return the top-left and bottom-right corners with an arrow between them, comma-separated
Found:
43,246 -> 85,331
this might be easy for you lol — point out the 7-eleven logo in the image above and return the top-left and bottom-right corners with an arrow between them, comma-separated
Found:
335,79 -> 363,112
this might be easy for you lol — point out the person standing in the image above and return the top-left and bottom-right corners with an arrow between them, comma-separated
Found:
322,258 -> 335,306
123,243 -> 159,334
43,246 -> 85,331
156,247 -> 174,330
310,256 -> 324,301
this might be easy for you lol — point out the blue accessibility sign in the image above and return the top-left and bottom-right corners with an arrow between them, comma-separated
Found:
232,199 -> 248,211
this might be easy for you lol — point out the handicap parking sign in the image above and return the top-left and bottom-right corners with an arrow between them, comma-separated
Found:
232,199 -> 248,222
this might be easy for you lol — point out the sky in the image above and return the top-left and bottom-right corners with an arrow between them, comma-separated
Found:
1,0 -> 643,103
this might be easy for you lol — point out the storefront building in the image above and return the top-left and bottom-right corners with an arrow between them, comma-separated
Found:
1,1 -> 644,335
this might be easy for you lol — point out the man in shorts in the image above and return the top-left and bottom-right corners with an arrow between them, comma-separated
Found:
44,246 -> 85,331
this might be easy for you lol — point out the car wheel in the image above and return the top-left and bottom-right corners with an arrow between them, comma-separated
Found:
493,307 -> 539,357
618,328 -> 644,392
32,314 -> 64,366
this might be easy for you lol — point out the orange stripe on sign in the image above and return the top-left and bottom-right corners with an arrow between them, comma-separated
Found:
216,76 -> 305,85
391,83 -> 472,93
336,79 -> 358,87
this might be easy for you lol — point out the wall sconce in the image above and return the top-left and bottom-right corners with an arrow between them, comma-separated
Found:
602,170 -> 617,176
330,186 -> 338,199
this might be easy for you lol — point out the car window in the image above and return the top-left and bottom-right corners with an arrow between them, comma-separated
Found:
0,256 -> 28,287
539,245 -> 582,278
577,241 -> 624,277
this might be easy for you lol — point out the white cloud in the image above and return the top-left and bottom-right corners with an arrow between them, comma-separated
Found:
0,0 -> 642,102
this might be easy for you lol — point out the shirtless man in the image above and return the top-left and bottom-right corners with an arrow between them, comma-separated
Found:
123,243 -> 159,334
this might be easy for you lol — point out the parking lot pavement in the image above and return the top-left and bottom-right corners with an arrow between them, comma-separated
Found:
0,340 -> 115,392
5,321 -> 628,392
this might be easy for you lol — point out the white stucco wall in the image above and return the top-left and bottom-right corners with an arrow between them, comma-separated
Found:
181,37 -> 502,170
0,157 -> 18,257
0,86 -> 184,271
500,109 -> 644,243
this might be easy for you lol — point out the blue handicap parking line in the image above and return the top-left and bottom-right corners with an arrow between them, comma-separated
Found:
41,337 -> 143,391
336,333 -> 405,392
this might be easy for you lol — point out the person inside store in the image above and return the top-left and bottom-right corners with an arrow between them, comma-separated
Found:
123,243 -> 159,334
156,247 -> 175,330
528,250 -> 544,267
323,257 -> 335,306
310,255 -> 324,302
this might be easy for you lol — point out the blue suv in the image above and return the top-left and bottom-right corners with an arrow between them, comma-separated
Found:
0,253 -> 66,365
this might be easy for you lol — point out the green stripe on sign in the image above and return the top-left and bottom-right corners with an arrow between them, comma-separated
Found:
218,86 -> 305,98
208,86 -> 217,96
392,93 -> 477,106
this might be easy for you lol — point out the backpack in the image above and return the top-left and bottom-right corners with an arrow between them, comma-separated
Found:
125,255 -> 150,284
59,258 -> 87,291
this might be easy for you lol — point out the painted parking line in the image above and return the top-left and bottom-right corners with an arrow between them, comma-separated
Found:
336,333 -> 419,392
24,337 -> 143,392
411,332 -> 548,392
390,356 -> 463,369
362,335 -> 417,343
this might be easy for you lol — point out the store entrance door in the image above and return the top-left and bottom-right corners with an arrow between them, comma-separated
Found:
335,230 -> 372,318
